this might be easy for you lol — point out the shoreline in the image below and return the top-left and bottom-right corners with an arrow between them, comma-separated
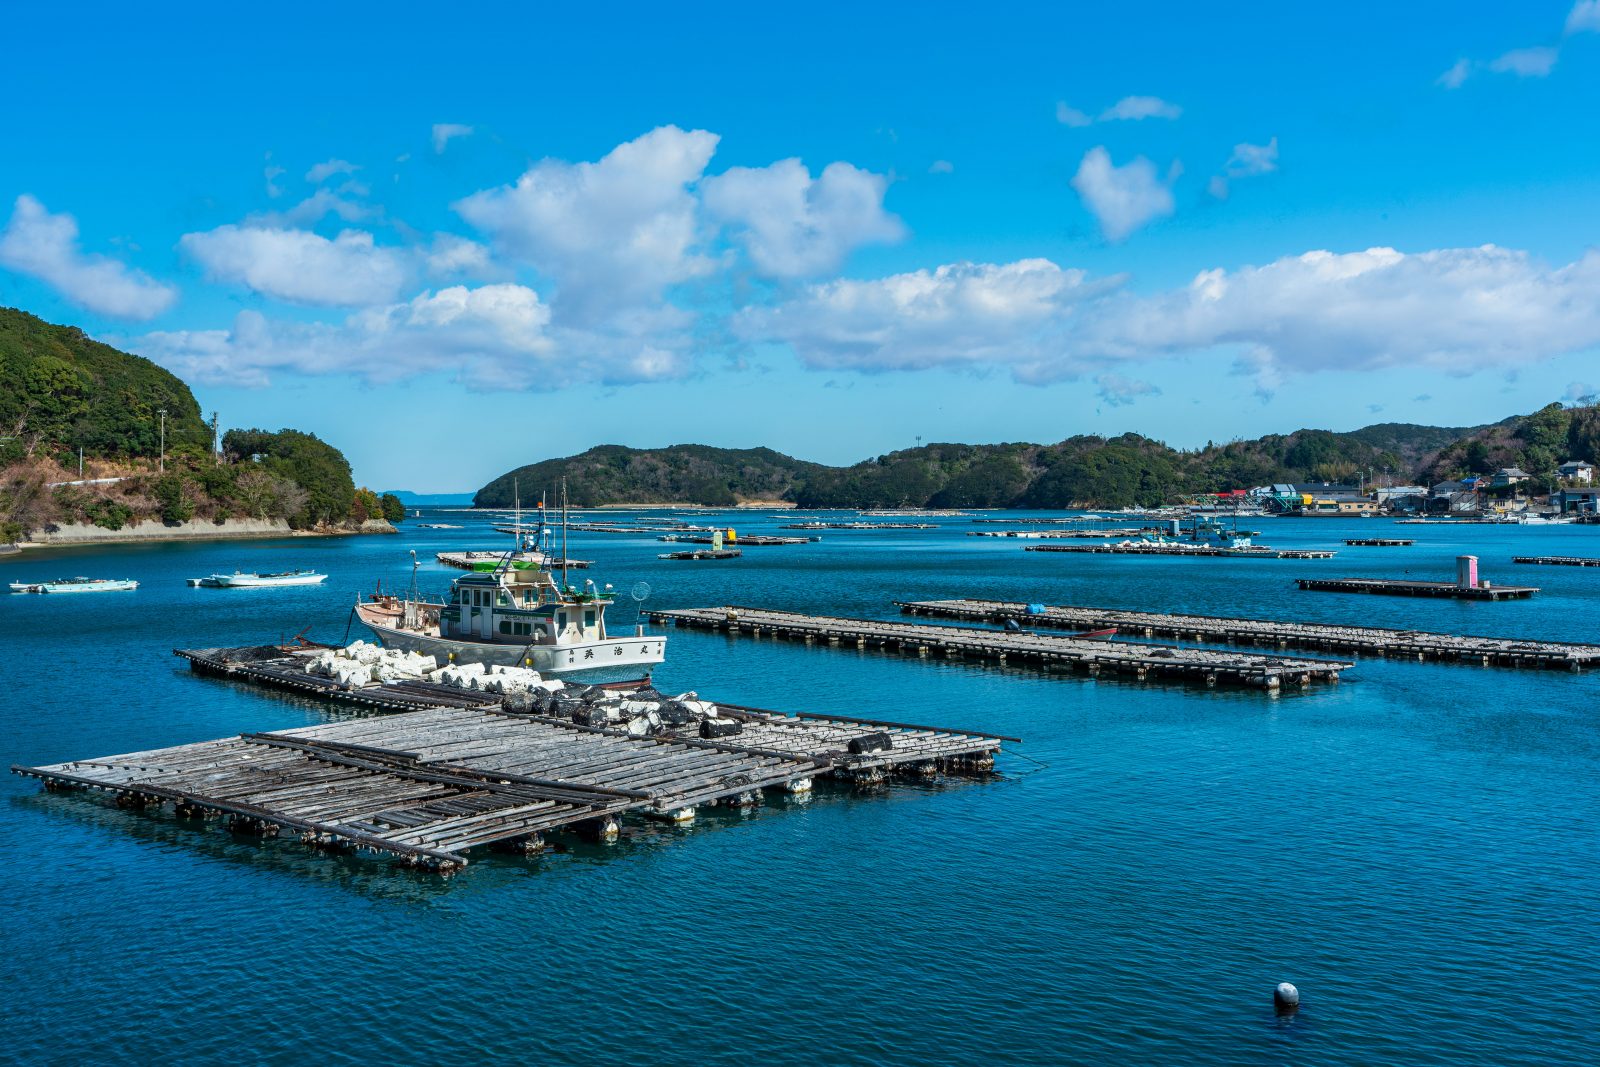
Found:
4,518 -> 397,556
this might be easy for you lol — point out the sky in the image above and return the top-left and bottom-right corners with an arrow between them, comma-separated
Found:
3,1 -> 1600,491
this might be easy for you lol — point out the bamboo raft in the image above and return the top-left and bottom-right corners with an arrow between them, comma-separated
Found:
1027,543 -> 1335,559
1513,556 -> 1600,568
970,527 -> 1156,539
1296,577 -> 1537,600
781,522 -> 938,530
658,533 -> 818,546
1345,538 -> 1414,547
645,607 -> 1350,689
16,652 -> 1010,872
659,549 -> 743,561
897,599 -> 1600,671
437,550 -> 593,570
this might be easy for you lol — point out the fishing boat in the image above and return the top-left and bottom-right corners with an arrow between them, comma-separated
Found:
191,569 -> 328,588
356,485 -> 665,674
11,577 -> 138,594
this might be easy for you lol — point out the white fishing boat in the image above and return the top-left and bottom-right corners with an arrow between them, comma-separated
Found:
11,576 -> 138,594
356,483 -> 665,674
193,569 -> 328,588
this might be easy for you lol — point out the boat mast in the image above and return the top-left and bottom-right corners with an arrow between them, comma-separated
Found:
561,478 -> 570,591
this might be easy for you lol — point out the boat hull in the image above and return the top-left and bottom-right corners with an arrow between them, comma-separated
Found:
37,580 -> 139,594
211,573 -> 328,587
358,611 -> 667,674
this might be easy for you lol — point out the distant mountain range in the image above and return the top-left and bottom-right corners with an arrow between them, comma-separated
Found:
475,402 -> 1600,510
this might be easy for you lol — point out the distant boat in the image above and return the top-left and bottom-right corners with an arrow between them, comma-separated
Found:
190,569 -> 328,588
11,576 -> 138,594
1080,627 -> 1118,639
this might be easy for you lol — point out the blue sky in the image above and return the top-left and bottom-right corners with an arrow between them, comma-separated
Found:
4,1 -> 1600,491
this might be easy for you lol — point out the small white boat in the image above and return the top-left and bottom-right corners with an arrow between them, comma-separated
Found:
196,569 -> 328,588
11,576 -> 138,594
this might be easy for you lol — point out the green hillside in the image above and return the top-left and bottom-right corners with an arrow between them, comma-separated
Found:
475,445 -> 827,507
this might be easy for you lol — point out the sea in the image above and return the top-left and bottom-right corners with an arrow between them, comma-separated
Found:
3,510 -> 1598,1066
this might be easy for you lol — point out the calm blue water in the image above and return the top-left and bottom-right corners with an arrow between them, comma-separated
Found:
4,512 -> 1599,1065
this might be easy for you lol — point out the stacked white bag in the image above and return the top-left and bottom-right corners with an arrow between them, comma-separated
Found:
303,640 -> 440,688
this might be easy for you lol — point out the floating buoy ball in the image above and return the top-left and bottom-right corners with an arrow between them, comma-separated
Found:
1274,982 -> 1300,1014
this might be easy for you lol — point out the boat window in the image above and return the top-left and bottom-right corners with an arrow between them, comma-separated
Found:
557,611 -> 567,630
584,610 -> 596,628
499,621 -> 511,635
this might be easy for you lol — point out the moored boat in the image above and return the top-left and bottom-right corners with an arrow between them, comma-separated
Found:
11,576 -> 139,594
195,569 -> 328,588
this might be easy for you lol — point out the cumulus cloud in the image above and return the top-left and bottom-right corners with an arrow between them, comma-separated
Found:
1095,373 -> 1160,407
135,283 -> 687,391
1570,1 -> 1600,34
306,159 -> 360,183
701,159 -> 904,277
432,123 -> 474,153
426,233 -> 494,277
1489,46 -> 1560,77
1566,381 -> 1598,402
455,125 -> 720,322
1226,137 -> 1278,177
929,159 -> 955,174
1099,95 -> 1182,121
1055,101 -> 1092,127
1070,147 -> 1176,241
0,195 -> 177,319
179,225 -> 408,306
733,258 -> 1098,377
740,244 -> 1600,387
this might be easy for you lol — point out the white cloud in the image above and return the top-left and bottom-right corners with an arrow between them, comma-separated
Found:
929,159 -> 955,174
1566,1 -> 1600,34
1099,95 -> 1182,121
179,225 -> 408,306
1489,46 -> 1559,77
734,258 -> 1097,376
432,123 -> 474,154
306,159 -> 360,183
268,186 -> 376,226
1565,381 -> 1598,402
1437,58 -> 1474,89
1226,137 -> 1278,177
426,233 -> 494,277
0,195 -> 177,320
1070,147 -> 1175,241
1055,101 -> 1092,127
701,158 -> 904,277
264,164 -> 286,198
135,283 -> 686,390
454,125 -> 720,322
1095,373 -> 1160,407
1207,175 -> 1230,200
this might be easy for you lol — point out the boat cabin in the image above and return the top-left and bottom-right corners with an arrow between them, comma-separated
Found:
438,566 -> 612,646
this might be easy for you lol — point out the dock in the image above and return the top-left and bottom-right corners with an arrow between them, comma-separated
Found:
1345,538 -> 1414,546
645,607 -> 1351,689
18,650 -> 1011,871
897,599 -> 1600,671
659,549 -> 742,561
1027,543 -> 1335,559
658,533 -> 818,546
1513,556 -> 1600,568
1295,577 -> 1537,600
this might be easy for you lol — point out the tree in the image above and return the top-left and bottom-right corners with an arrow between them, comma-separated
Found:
223,428 -> 355,528
380,493 -> 406,522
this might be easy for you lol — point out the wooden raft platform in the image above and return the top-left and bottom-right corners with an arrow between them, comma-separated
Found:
645,607 -> 1350,689
659,549 -> 742,561
1345,538 -> 1414,546
658,533 -> 818,546
1027,543 -> 1335,559
1514,556 -> 1600,568
897,599 -> 1600,671
1295,578 -> 1537,600
15,683 -> 1009,872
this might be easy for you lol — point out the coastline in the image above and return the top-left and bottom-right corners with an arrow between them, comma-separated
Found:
5,517 -> 397,555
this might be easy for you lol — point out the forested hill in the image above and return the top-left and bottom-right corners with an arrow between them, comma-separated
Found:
0,306 -> 207,456
474,406 -> 1596,510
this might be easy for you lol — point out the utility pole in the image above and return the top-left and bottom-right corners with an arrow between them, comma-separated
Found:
78,446 -> 83,478
158,409 -> 168,473
210,412 -> 220,465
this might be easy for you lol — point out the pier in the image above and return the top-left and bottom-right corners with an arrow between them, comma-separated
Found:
1513,556 -> 1600,567
1027,543 -> 1335,559
1345,538 -> 1413,546
1295,577 -> 1537,600
17,660 -> 1010,871
645,607 -> 1351,689
897,599 -> 1600,671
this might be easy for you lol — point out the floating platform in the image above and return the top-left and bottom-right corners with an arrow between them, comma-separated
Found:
645,607 -> 1350,689
897,599 -> 1600,671
970,527 -> 1160,539
1513,556 -> 1600,567
659,549 -> 743,561
437,551 -> 592,570
1345,538 -> 1414,546
1295,578 -> 1537,600
1027,543 -> 1335,559
781,522 -> 937,530
16,658 -> 1009,872
658,534 -> 818,546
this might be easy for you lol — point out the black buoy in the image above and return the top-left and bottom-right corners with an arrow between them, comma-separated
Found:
1274,982 -> 1300,1014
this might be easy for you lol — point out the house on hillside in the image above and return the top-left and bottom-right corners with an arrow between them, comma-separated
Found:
1558,460 -> 1594,484
1490,467 -> 1529,489
1556,488 -> 1600,515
